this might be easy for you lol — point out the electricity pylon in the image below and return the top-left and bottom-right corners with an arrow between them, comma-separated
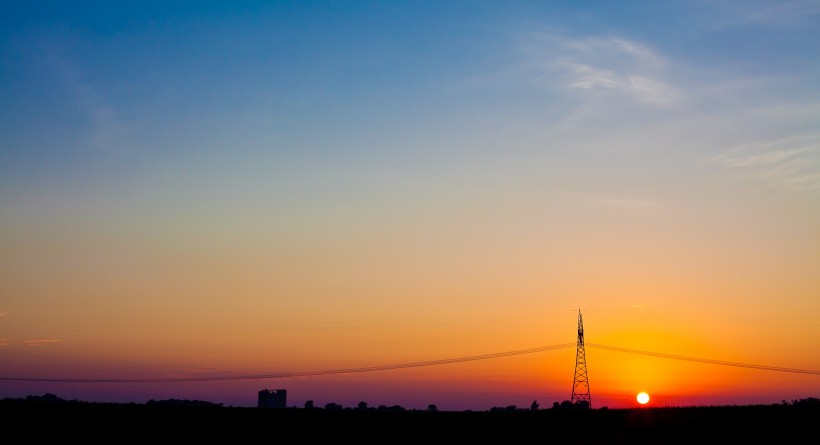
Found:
570,309 -> 591,407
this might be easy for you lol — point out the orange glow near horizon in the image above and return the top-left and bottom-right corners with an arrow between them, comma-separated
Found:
2,307 -> 818,409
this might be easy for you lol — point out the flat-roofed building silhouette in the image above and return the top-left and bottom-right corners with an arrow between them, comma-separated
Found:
257,388 -> 287,408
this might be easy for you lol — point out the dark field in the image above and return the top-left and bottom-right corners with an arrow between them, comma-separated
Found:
3,399 -> 817,444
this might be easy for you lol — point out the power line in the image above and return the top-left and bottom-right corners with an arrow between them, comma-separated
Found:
0,342 -> 577,383
2,341 -> 817,383
586,343 -> 820,376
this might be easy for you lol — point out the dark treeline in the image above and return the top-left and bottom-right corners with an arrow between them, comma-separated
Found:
2,394 -> 818,444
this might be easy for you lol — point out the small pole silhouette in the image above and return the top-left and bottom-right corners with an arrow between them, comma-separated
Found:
570,310 -> 591,407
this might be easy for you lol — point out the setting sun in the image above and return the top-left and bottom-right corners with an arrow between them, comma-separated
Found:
637,392 -> 650,405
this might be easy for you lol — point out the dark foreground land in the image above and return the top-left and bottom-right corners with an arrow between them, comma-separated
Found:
3,398 -> 818,444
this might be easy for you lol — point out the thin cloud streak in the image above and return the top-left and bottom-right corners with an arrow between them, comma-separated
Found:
597,198 -> 660,209
24,339 -> 64,346
714,135 -> 820,194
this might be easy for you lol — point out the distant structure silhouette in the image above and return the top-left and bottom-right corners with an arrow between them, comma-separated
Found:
570,310 -> 591,407
257,388 -> 287,408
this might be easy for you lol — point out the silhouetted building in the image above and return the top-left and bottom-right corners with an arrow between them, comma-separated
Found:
257,389 -> 287,408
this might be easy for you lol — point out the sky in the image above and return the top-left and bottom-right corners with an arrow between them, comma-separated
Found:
1,0 -> 819,410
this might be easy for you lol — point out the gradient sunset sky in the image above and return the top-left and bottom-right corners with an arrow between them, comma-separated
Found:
1,1 -> 819,410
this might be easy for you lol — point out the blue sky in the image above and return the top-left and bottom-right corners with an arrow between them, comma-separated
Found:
2,1 -> 818,189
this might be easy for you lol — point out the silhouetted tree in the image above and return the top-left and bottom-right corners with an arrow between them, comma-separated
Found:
555,400 -> 574,410
793,397 -> 820,407
25,394 -> 66,403
377,404 -> 405,411
146,398 -> 222,408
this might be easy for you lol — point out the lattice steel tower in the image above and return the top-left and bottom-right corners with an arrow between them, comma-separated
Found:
570,309 -> 591,407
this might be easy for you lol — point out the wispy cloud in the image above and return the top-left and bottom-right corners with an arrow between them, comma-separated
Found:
43,46 -> 133,157
0,312 -> 6,318
708,0 -> 820,30
0,339 -> 9,346
24,339 -> 64,346
714,134 -> 820,194
521,33 -> 680,107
